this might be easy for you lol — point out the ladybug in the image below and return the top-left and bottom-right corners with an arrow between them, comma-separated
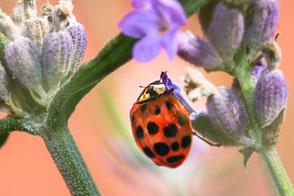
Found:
130,73 -> 193,168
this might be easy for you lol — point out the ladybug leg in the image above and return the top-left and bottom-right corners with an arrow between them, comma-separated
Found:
192,132 -> 221,147
165,88 -> 175,95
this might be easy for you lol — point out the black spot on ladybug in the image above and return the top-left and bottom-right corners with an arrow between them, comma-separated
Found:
154,142 -> 170,156
177,114 -> 188,126
143,147 -> 155,158
131,113 -> 135,122
154,105 -> 161,115
136,125 -> 144,139
165,101 -> 174,111
181,135 -> 192,149
147,122 -> 159,135
171,141 -> 179,151
163,123 -> 178,138
141,103 -> 147,113
166,155 -> 185,163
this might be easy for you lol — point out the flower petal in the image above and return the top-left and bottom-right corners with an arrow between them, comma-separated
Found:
132,0 -> 152,9
162,28 -> 179,60
132,34 -> 161,62
119,10 -> 160,38
157,0 -> 186,25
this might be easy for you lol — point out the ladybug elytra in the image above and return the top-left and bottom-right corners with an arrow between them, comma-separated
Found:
130,73 -> 193,168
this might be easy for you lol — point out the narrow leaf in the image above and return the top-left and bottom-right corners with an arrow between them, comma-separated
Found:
239,146 -> 254,168
0,132 -> 9,148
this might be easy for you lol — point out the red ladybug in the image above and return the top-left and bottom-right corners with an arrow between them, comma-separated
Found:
130,73 -> 192,168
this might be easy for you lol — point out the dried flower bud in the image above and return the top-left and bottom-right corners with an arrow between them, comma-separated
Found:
0,13 -> 20,40
52,1 -> 73,30
260,41 -> 281,69
5,37 -> 42,89
183,67 -> 217,102
254,69 -> 288,127
23,0 -> 37,19
42,31 -> 73,88
40,3 -> 54,18
245,0 -> 279,59
207,86 -> 247,139
65,22 -> 87,76
190,112 -> 239,146
0,61 -> 11,102
22,18 -> 50,51
178,31 -> 224,72
206,2 -> 244,65
12,0 -> 25,25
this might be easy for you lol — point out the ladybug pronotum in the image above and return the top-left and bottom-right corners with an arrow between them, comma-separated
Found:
130,75 -> 193,168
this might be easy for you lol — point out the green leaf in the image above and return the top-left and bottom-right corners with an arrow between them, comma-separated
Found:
191,112 -> 239,146
0,117 -> 37,135
0,132 -> 9,148
47,0 -> 212,129
179,0 -> 212,16
239,146 -> 254,168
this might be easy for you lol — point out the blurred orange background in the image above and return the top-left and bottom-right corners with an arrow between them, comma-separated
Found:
0,0 -> 293,195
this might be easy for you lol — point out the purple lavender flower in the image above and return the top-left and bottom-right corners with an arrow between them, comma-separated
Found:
160,71 -> 194,113
254,69 -> 288,127
245,0 -> 279,59
119,0 -> 186,62
206,2 -> 244,65
178,31 -> 224,72
207,87 -> 247,139
252,60 -> 266,78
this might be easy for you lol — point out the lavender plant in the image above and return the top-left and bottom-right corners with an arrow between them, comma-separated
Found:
0,0 -> 292,196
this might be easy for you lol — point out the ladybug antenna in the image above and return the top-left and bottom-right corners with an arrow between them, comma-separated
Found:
275,32 -> 280,42
139,85 -> 145,88
160,71 -> 168,81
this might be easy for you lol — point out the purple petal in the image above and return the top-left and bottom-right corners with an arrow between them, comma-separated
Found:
157,0 -> 186,25
119,10 -> 160,38
132,0 -> 152,9
162,28 -> 178,60
132,34 -> 161,62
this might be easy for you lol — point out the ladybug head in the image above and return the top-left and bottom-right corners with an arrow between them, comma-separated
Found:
137,72 -> 172,103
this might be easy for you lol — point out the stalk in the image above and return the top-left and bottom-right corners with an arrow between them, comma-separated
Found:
40,125 -> 100,196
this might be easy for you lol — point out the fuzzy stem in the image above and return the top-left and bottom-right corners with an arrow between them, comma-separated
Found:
234,47 -> 294,195
40,126 -> 100,196
261,147 -> 294,196
234,58 -> 262,149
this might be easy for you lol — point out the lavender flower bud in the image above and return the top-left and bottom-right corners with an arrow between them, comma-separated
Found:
245,0 -> 279,59
191,112 -> 239,146
178,31 -> 224,72
65,22 -> 87,76
207,86 -> 247,139
42,31 -> 73,88
0,61 -> 11,102
22,18 -> 50,51
254,69 -> 288,127
5,37 -> 42,89
206,2 -> 244,65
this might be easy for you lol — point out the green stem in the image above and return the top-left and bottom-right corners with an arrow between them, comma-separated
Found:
260,147 -> 294,196
234,61 -> 262,149
40,126 -> 100,196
